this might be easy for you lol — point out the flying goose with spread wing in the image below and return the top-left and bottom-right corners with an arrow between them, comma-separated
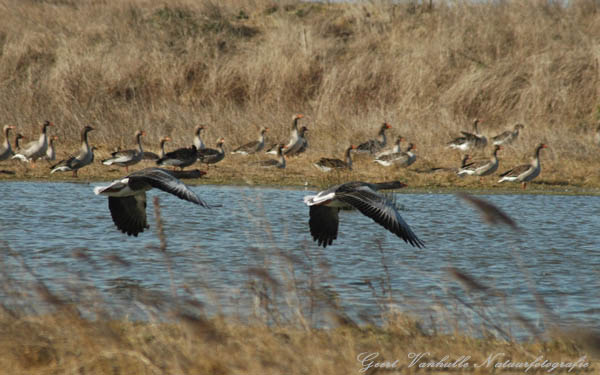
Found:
304,181 -> 425,248
94,167 -> 214,236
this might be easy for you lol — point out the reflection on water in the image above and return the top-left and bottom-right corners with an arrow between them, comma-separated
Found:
0,181 -> 599,335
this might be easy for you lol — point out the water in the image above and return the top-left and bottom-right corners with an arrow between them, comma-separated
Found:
0,181 -> 599,337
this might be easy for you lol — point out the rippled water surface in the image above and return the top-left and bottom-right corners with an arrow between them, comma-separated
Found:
1,182 -> 599,335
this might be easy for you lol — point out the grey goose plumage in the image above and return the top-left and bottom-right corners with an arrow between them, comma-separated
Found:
0,125 -> 16,162
356,122 -> 392,154
313,145 -> 356,172
457,145 -> 502,177
447,119 -> 487,151
13,120 -> 53,164
102,130 -> 146,172
492,124 -> 524,146
232,127 -> 269,155
51,125 -> 95,176
303,181 -> 425,248
94,167 -> 213,236
498,143 -> 547,189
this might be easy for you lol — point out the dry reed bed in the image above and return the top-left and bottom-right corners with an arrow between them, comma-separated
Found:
1,0 -> 600,188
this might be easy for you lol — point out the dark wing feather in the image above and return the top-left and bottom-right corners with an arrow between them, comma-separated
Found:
309,205 -> 339,248
337,188 -> 425,248
317,158 -> 346,168
500,164 -> 530,178
129,168 -> 212,208
108,195 -> 149,236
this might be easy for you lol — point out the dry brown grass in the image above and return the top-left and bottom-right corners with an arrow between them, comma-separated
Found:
0,1 -> 597,182
2,0 -> 600,189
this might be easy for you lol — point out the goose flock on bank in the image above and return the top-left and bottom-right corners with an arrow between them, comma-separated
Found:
0,116 -> 557,243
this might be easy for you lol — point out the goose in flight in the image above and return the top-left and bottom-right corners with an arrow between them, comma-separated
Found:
303,181 -> 425,248
94,167 -> 213,236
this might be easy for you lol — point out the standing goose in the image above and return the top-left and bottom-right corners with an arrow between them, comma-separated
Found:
44,136 -> 58,162
102,130 -> 146,172
142,136 -> 172,161
50,125 -> 95,177
197,138 -> 225,168
0,125 -> 16,162
374,143 -> 417,168
284,126 -> 309,157
157,144 -> 198,171
356,122 -> 392,154
14,133 -> 25,154
458,145 -> 502,177
447,119 -> 487,151
492,124 -> 524,146
256,144 -> 286,168
314,145 -> 357,172
279,114 -> 304,154
498,143 -> 548,189
193,125 -> 206,151
376,136 -> 404,158
12,120 -> 54,164
232,127 -> 269,155
303,181 -> 425,248
94,168 -> 213,236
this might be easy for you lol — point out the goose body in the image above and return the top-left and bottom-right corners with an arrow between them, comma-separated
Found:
314,145 -> 356,172
492,124 -> 524,146
102,130 -> 145,172
44,136 -> 58,162
356,122 -> 392,154
256,144 -> 286,168
193,125 -> 206,151
142,136 -> 171,161
447,119 -> 486,151
0,125 -> 15,161
284,126 -> 309,157
374,143 -> 416,167
157,145 -> 198,170
94,167 -> 213,236
13,133 -> 24,154
278,114 -> 304,155
303,181 -> 425,248
232,127 -> 268,155
13,121 -> 53,163
498,143 -> 547,189
457,145 -> 502,176
197,138 -> 225,167
375,136 -> 404,158
50,125 -> 95,176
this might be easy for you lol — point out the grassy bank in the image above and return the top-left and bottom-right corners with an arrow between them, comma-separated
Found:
1,0 -> 600,190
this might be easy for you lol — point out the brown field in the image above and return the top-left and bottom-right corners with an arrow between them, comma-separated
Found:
1,0 -> 600,190
1,1 -> 600,373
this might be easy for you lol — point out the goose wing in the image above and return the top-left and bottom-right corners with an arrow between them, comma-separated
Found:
308,205 -> 339,248
128,168 -> 212,208
336,186 -> 425,248
108,194 -> 149,236
500,164 -> 530,178
234,140 -> 259,153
